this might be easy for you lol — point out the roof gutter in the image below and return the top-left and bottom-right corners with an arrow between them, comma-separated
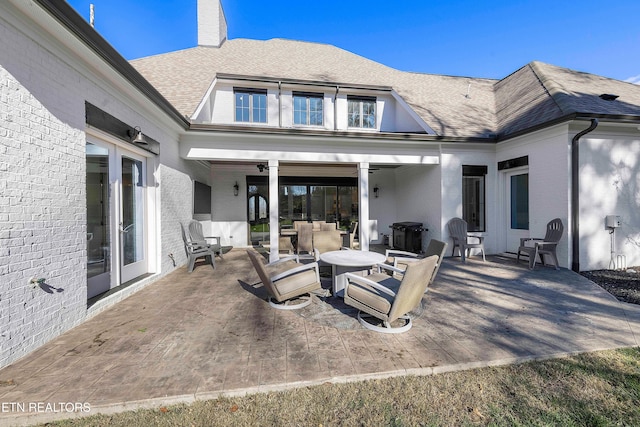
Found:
571,118 -> 599,272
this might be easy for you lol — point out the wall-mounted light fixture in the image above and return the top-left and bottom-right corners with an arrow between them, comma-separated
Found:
257,164 -> 269,172
233,181 -> 239,196
373,185 -> 380,198
127,126 -> 148,145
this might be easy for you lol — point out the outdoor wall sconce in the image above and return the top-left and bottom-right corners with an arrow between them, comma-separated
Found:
257,164 -> 268,172
233,181 -> 239,196
373,185 -> 380,198
127,126 -> 148,145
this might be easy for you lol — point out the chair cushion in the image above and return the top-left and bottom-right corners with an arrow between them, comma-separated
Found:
345,273 -> 400,315
273,269 -> 319,300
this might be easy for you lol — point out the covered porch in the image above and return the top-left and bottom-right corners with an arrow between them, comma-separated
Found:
181,129 -> 442,261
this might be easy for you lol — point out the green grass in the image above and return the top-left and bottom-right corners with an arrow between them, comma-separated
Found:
41,348 -> 640,426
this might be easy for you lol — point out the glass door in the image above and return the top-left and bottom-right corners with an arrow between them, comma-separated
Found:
86,142 -> 114,298
119,153 -> 147,282
506,169 -> 529,252
86,140 -> 148,298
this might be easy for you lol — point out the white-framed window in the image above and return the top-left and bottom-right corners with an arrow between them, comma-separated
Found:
347,96 -> 376,129
462,165 -> 487,232
235,88 -> 267,123
293,92 -> 324,126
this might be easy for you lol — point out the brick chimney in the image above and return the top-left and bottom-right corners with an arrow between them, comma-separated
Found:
197,0 -> 227,47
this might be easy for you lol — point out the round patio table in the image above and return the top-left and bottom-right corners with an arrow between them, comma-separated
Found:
319,250 -> 386,296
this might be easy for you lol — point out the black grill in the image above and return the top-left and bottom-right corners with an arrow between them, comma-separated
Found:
390,222 -> 425,253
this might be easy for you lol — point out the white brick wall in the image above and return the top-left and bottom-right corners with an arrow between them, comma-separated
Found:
159,164 -> 195,271
0,6 -> 203,369
1,63 -> 87,368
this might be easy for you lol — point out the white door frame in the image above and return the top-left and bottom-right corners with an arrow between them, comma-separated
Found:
86,128 -> 154,295
500,166 -> 530,253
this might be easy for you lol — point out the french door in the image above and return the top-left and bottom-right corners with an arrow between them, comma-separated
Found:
86,139 -> 148,298
505,168 -> 529,252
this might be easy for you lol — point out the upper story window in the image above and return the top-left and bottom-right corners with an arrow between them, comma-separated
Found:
293,92 -> 323,126
235,88 -> 267,123
347,96 -> 376,129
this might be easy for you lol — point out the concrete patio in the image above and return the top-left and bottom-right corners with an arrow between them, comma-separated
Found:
2,249 -> 640,425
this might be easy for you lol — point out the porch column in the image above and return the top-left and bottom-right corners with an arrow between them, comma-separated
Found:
268,160 -> 280,262
358,162 -> 370,251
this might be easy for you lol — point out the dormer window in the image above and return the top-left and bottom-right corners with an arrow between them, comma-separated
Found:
235,88 -> 267,123
293,92 -> 323,126
348,96 -> 376,129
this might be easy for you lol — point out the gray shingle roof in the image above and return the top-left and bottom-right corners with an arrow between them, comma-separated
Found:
496,61 -> 640,137
131,38 -> 640,140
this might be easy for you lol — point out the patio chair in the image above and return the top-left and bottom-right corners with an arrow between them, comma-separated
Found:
320,222 -> 337,231
343,255 -> 438,333
386,239 -> 448,286
448,217 -> 485,262
188,220 -> 223,259
349,221 -> 359,249
296,222 -> 315,260
279,236 -> 295,255
517,218 -> 564,270
312,220 -> 326,231
293,220 -> 307,231
181,223 -> 217,272
312,229 -> 343,260
246,250 -> 321,310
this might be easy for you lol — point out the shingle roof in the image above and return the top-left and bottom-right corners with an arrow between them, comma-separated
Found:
496,61 -> 640,137
131,38 -> 640,140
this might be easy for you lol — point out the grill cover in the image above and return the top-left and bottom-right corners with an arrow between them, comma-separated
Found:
391,222 -> 425,252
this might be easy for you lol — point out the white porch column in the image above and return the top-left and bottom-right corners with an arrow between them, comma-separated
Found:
358,162 -> 370,251
268,160 -> 280,262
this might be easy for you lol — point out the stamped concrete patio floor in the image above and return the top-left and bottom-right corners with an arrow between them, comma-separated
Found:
2,249 -> 640,425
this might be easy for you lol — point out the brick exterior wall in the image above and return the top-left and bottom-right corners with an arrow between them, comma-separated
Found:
0,64 -> 87,367
0,7 -> 203,369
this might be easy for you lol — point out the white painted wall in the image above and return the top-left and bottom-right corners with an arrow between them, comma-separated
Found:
579,126 -> 640,270
440,148 -> 497,256
393,165 -> 442,252
204,84 -> 425,133
369,169 -> 397,244
496,126 -> 571,267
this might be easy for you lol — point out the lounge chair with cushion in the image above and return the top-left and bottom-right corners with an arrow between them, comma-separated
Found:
447,217 -> 485,262
387,239 -> 448,286
517,218 -> 564,270
246,250 -> 322,310
343,255 -> 438,333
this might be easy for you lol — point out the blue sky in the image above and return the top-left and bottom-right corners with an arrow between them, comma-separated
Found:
67,0 -> 640,83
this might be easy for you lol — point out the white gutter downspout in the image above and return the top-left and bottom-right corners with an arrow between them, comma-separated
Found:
334,85 -> 339,130
278,81 -> 282,128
